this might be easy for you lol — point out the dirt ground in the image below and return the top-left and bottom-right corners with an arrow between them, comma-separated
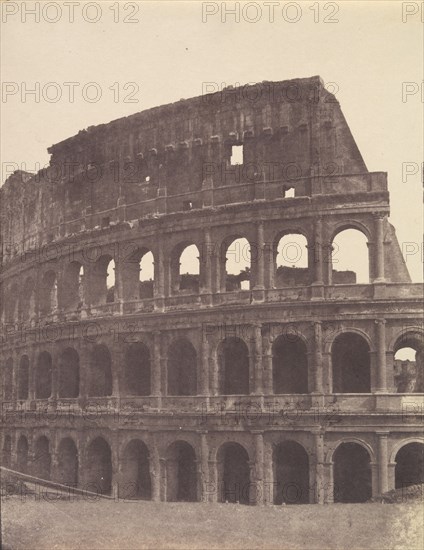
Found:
1,495 -> 422,550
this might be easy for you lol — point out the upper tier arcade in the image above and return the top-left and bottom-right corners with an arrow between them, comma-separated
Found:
1,76 -> 388,260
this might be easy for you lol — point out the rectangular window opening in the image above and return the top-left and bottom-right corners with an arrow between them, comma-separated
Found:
230,145 -> 243,166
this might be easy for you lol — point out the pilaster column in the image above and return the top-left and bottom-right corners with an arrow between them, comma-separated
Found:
154,243 -> 165,310
254,222 -> 265,290
312,217 -> 324,284
377,432 -> 389,495
313,430 -> 325,504
149,438 -> 161,501
200,431 -> 210,502
253,324 -> 263,395
200,330 -> 210,396
253,431 -> 264,505
202,228 -> 213,296
210,346 -> 219,396
312,321 -> 323,393
28,346 -> 36,402
208,459 -> 218,502
373,213 -> 385,282
152,332 -> 162,395
262,332 -> 273,395
263,441 -> 273,505
375,319 -> 387,392
325,461 -> 334,504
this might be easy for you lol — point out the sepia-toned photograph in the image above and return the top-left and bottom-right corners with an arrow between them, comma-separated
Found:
0,1 -> 423,548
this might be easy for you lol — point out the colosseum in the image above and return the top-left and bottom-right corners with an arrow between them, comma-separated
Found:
1,76 -> 423,505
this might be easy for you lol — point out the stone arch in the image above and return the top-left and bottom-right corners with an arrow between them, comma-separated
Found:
58,347 -> 80,398
57,437 -> 79,486
62,261 -> 84,310
394,442 -> 424,489
17,355 -> 29,400
120,439 -> 151,500
273,440 -> 310,504
333,441 -> 372,503
124,342 -> 151,396
272,334 -> 308,394
21,277 -> 36,320
221,235 -> 252,291
392,330 -> 424,393
39,270 -> 58,315
218,337 -> 250,395
165,440 -> 198,502
2,435 -> 12,467
88,344 -> 113,397
35,351 -> 52,399
85,436 -> 112,495
217,442 -> 251,505
124,246 -> 155,300
167,338 -> 197,396
331,332 -> 371,393
33,436 -> 51,480
17,435 -> 29,473
3,357 -> 13,401
92,254 -> 115,305
273,230 -> 310,287
170,242 -> 200,294
330,225 -> 370,284
7,282 -> 19,322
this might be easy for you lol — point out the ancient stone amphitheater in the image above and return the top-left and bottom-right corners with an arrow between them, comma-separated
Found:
1,76 -> 422,505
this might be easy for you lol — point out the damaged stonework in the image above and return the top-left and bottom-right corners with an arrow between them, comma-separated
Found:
1,76 -> 423,505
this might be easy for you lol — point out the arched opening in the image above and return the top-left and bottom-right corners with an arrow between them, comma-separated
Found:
62,261 -> 84,310
393,334 -> 423,393
165,441 -> 197,502
275,233 -> 309,287
92,255 -> 115,305
3,357 -> 13,401
120,440 -> 151,500
33,436 -> 51,480
273,441 -> 310,504
86,437 -> 112,495
88,345 -> 113,397
332,333 -> 371,393
333,442 -> 372,502
22,277 -> 36,320
217,442 -> 251,505
18,355 -> 29,400
57,438 -> 78,487
167,339 -> 197,396
125,248 -> 154,300
219,337 -> 249,395
331,228 -> 369,284
139,250 -> 154,298
223,238 -> 251,291
58,348 -> 80,398
35,351 -> 52,399
7,283 -> 18,322
40,270 -> 58,315
124,342 -> 151,396
171,244 -> 200,293
395,442 -> 424,489
17,435 -> 28,473
2,435 -> 12,467
273,335 -> 308,394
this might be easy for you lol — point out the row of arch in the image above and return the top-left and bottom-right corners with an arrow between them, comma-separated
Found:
4,435 -> 423,504
2,331 -> 422,400
3,228 -> 371,321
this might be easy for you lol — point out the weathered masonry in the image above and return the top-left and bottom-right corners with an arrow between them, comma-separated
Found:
1,76 -> 423,504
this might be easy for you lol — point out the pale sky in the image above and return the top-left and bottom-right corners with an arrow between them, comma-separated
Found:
1,0 -> 423,281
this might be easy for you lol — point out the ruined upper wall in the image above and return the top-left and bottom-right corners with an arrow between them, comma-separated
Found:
1,76 -> 381,261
